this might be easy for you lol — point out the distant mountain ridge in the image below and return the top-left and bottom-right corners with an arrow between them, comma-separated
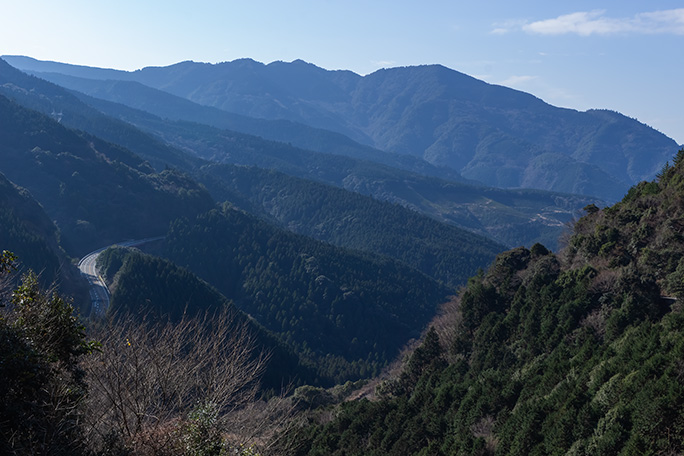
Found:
4,55 -> 678,201
7,65 -> 468,184
0,57 -> 598,250
0,58 -> 202,172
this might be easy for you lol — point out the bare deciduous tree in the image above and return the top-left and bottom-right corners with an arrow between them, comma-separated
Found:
83,309 -> 269,454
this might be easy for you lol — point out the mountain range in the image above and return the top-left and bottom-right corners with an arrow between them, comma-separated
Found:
0,59 -> 502,386
4,55 -> 679,202
2,53 -> 684,454
0,57 -> 597,250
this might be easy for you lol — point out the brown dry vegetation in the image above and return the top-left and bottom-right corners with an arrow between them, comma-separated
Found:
81,309 -> 299,455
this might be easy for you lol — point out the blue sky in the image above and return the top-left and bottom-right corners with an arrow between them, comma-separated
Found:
2,1 -> 683,144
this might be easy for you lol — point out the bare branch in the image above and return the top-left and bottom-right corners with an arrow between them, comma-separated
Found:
82,308 -> 269,453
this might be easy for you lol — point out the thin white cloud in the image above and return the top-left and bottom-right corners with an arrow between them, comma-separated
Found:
495,9 -> 684,36
490,19 -> 528,35
525,11 -> 616,35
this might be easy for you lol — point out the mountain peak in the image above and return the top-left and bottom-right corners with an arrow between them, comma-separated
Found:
5,55 -> 678,201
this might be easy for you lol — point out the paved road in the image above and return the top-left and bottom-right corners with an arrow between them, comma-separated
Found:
78,237 -> 164,319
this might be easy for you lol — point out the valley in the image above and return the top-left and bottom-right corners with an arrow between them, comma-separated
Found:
0,55 -> 682,455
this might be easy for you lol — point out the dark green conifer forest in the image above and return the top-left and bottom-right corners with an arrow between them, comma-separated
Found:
161,205 -> 452,384
283,150 -> 684,456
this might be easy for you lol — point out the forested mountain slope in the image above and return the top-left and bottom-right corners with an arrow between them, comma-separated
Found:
15,69 -> 467,183
284,150 -> 684,455
0,60 -> 505,286
0,94 -> 214,255
64,92 -> 599,250
5,56 -> 677,201
161,205 -> 452,384
197,164 -> 504,288
96,246 -> 318,388
0,173 -> 80,292
0,58 -> 202,172
0,58 -> 598,250
74,94 -> 599,250
198,162 -> 595,252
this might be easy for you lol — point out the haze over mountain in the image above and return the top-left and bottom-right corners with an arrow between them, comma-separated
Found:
13,70 -> 468,184
71,91 -> 598,250
0,60 -> 503,385
0,57 -> 597,251
5,55 -> 679,202
0,58 -> 203,172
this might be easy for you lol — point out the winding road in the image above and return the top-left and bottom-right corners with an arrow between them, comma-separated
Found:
78,237 -> 164,319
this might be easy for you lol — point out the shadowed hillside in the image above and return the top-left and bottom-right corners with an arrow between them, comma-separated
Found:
162,205 -> 452,384
0,94 -> 214,255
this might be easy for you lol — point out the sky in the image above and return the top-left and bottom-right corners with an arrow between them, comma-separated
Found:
2,0 -> 683,144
